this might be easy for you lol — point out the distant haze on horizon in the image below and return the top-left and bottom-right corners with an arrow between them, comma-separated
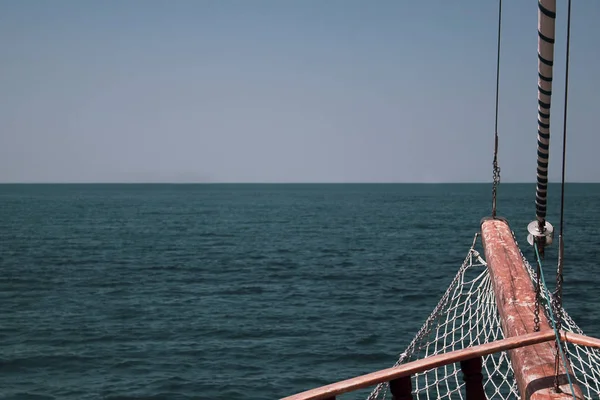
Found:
1,1 -> 599,183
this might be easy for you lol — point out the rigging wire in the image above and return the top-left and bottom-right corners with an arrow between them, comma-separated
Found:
554,0 -> 573,389
558,0 -> 572,265
491,0 -> 502,218
533,243 -> 577,399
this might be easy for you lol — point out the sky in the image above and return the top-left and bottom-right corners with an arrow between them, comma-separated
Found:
1,0 -> 599,183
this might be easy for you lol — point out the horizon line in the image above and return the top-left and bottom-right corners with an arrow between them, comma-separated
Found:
0,181 -> 598,185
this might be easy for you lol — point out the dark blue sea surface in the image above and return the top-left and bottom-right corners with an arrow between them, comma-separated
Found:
1,183 -> 599,400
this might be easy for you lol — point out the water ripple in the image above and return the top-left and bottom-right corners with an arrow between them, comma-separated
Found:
1,183 -> 599,400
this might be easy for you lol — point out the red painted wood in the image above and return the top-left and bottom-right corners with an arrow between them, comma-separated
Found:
390,376 -> 413,400
460,357 -> 486,400
481,218 -> 583,399
281,330 -> 557,400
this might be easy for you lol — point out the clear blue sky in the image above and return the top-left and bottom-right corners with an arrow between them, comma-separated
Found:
1,0 -> 598,183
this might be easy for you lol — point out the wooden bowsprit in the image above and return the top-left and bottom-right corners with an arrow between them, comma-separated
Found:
481,218 -> 583,399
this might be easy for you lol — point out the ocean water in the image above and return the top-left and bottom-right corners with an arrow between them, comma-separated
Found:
1,183 -> 599,400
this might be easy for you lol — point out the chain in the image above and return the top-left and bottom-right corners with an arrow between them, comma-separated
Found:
512,229 -> 583,336
554,338 -> 564,392
492,152 -> 501,217
491,0 -> 502,218
553,236 -> 565,332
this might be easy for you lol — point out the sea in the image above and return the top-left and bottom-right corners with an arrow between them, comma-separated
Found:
1,183 -> 599,400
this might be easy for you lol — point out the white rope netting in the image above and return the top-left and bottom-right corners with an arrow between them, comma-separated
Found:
518,235 -> 600,400
366,233 -> 600,400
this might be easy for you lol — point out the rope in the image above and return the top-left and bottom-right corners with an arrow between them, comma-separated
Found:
535,0 -> 557,228
491,0 -> 502,218
533,242 -> 576,399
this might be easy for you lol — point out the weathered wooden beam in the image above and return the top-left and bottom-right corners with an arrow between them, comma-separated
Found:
481,218 -> 584,399
280,330 -> 557,400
